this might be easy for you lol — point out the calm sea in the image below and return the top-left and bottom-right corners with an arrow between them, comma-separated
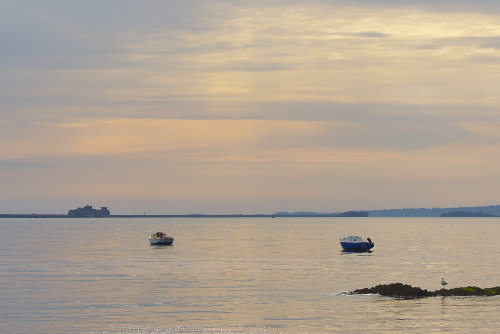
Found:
1,217 -> 499,333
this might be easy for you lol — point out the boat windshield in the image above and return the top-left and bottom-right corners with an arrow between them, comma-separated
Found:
341,236 -> 364,242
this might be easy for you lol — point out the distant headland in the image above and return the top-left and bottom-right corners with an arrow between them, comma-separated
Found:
0,204 -> 499,218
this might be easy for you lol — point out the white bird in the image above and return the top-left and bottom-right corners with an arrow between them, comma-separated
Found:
441,277 -> 448,286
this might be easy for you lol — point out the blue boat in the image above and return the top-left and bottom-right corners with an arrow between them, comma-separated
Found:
340,236 -> 374,252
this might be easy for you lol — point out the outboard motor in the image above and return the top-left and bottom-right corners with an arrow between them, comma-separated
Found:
367,237 -> 373,244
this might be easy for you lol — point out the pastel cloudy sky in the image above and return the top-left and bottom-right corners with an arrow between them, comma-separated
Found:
2,0 -> 500,214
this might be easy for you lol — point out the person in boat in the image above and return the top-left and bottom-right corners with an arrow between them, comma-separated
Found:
367,237 -> 373,244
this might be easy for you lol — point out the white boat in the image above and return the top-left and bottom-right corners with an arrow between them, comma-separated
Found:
149,232 -> 174,245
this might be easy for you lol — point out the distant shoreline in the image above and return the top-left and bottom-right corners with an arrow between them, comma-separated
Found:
1,213 -> 500,219
1,204 -> 500,218
0,214 -> 348,219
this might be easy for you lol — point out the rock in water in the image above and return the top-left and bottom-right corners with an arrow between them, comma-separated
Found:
352,283 -> 500,299
438,286 -> 500,297
353,283 -> 435,299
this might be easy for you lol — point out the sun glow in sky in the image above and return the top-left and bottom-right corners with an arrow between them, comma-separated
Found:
2,1 -> 500,214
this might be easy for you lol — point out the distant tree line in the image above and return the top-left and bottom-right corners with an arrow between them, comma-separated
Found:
340,210 -> 369,217
440,211 -> 497,217
368,205 -> 500,217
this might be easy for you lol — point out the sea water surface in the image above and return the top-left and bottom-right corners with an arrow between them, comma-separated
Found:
1,217 -> 499,333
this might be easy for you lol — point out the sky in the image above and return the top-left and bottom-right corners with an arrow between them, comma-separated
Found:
2,0 -> 500,214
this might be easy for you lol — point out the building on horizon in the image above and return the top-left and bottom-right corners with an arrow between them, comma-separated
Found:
68,205 -> 110,217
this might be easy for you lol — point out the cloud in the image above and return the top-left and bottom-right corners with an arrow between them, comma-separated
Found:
0,116 -> 478,164
4,2 -> 500,119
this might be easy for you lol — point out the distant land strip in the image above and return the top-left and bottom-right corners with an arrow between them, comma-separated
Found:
1,204 -> 500,218
0,213 -> 348,218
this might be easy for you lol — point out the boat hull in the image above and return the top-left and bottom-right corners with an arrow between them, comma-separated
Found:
149,237 -> 174,246
340,241 -> 374,252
